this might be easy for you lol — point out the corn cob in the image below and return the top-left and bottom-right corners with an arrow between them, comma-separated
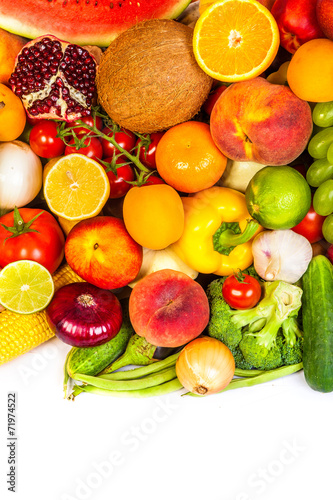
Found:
0,263 -> 84,365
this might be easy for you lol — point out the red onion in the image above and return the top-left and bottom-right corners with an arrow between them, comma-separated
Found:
46,282 -> 123,347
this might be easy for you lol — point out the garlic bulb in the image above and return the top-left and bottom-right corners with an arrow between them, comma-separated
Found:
252,229 -> 313,283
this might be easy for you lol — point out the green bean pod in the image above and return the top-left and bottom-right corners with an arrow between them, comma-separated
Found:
72,379 -> 183,398
98,352 -> 181,380
187,363 -> 303,396
73,366 -> 177,391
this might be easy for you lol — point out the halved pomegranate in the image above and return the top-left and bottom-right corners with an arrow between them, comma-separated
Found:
9,35 -> 97,122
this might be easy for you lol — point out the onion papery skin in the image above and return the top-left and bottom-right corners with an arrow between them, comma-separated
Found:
46,282 -> 123,347
176,337 -> 235,396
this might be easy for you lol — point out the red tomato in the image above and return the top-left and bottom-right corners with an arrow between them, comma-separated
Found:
202,85 -> 228,115
69,115 -> 104,137
291,202 -> 326,243
102,156 -> 135,199
101,127 -> 136,158
64,137 -> 103,160
0,208 -> 65,274
29,120 -> 65,158
222,274 -> 262,310
136,132 -> 165,170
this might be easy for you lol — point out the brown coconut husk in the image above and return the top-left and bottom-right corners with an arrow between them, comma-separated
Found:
96,19 -> 213,133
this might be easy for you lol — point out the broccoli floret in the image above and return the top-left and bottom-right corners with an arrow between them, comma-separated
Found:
206,277 -> 243,350
239,334 -> 283,370
207,276 -> 304,371
280,336 -> 303,366
230,346 -> 254,370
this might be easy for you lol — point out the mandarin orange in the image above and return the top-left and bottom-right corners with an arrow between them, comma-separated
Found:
155,121 -> 227,193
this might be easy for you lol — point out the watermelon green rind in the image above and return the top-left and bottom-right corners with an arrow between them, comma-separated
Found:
0,0 -> 192,47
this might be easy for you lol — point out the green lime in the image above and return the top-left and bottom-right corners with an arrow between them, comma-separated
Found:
245,166 -> 311,230
0,260 -> 55,314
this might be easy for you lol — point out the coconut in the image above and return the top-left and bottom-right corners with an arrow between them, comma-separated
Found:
96,19 -> 213,133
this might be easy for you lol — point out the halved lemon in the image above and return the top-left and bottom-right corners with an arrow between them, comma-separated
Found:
193,0 -> 280,82
0,260 -> 55,314
43,153 -> 110,221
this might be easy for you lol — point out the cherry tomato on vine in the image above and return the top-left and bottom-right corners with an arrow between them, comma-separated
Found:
29,120 -> 65,158
136,132 -> 165,170
69,115 -> 104,137
144,175 -> 165,186
101,156 -> 135,199
101,127 -> 136,158
291,202 -> 326,243
222,273 -> 262,310
64,137 -> 103,160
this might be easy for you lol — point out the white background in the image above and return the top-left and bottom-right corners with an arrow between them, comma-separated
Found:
0,335 -> 332,500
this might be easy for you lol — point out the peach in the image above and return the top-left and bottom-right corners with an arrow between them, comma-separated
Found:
0,28 -> 26,85
129,269 -> 210,348
210,77 -> 313,166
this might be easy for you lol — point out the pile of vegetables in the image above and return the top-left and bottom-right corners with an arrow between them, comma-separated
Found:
1,4 -> 333,403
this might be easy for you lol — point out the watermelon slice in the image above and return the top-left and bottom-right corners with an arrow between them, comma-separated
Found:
0,0 -> 192,47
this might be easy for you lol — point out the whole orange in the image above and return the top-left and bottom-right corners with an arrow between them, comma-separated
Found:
0,83 -> 26,141
155,121 -> 227,193
0,28 -> 26,85
287,38 -> 333,102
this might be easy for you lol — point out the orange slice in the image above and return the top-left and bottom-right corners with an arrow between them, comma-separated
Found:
193,0 -> 280,82
43,154 -> 110,221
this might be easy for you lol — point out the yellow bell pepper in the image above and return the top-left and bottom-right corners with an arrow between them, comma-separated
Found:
171,186 -> 262,276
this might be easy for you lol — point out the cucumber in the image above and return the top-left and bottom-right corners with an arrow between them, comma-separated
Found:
302,255 -> 333,393
66,300 -> 134,378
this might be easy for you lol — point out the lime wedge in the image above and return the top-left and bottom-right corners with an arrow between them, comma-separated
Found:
0,260 -> 55,314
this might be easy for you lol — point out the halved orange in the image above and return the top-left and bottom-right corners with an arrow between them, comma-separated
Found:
193,0 -> 280,82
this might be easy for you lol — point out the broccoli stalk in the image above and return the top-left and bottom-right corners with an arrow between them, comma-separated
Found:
230,281 -> 303,349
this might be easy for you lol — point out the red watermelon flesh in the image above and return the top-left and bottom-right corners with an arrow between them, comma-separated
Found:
0,0 -> 192,47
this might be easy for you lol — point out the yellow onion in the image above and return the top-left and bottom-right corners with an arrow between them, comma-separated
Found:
176,337 -> 235,395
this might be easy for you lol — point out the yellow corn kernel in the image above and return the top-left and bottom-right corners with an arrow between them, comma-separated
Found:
0,263 -> 84,365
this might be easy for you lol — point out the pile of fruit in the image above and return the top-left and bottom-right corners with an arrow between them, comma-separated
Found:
0,0 -> 333,398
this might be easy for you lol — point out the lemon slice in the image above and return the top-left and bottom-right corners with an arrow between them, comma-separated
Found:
0,260 -> 55,314
43,153 -> 110,221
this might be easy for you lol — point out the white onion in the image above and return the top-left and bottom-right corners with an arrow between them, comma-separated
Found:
252,229 -> 313,283
0,141 -> 42,211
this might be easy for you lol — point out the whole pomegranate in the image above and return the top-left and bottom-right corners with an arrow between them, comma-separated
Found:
9,35 -> 97,122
